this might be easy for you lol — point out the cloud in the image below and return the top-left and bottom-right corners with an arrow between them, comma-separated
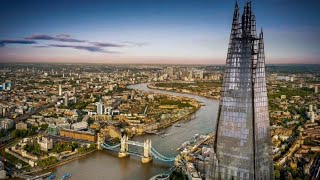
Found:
48,44 -> 113,53
56,34 -> 71,38
122,41 -> 148,47
92,42 -> 125,47
26,34 -> 85,43
2,33 -> 143,53
32,45 -> 48,48
0,39 -> 37,47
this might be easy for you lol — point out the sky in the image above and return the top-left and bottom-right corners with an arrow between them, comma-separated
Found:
0,0 -> 319,64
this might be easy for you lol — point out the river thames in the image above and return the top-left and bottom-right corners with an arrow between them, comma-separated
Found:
48,83 -> 219,180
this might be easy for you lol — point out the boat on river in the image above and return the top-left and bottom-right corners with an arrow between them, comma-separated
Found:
177,141 -> 191,151
194,133 -> 200,138
174,124 -> 181,127
60,173 -> 71,180
146,130 -> 158,135
161,133 -> 171,138
46,173 -> 56,180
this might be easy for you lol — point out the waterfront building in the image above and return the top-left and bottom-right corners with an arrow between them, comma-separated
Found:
206,2 -> 274,179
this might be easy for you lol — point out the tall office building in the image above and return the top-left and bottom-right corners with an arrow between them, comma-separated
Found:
207,2 -> 274,179
95,99 -> 104,115
73,86 -> 76,95
64,93 -> 69,107
59,84 -> 62,96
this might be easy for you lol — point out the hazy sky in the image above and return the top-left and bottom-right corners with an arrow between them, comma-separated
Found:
0,0 -> 319,64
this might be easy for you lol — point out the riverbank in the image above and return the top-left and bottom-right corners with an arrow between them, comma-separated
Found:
125,86 -> 201,137
134,107 -> 199,137
147,83 -> 220,100
21,149 -> 97,176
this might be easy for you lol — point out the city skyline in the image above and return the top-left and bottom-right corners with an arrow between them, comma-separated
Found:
0,1 -> 319,179
0,0 -> 320,64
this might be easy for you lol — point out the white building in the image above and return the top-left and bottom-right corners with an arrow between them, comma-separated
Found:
64,93 -> 69,106
311,111 -> 315,123
309,104 -> 313,112
59,84 -> 62,96
37,137 -> 53,151
71,121 -> 88,131
95,100 -> 104,115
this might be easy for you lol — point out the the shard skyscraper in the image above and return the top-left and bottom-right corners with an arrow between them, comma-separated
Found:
206,2 -> 274,180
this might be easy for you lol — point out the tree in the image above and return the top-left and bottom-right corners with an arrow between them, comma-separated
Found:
37,156 -> 58,167
275,170 -> 281,179
40,124 -> 49,131
12,129 -> 29,138
24,142 -> 43,156
31,125 -> 38,132
0,129 -> 6,138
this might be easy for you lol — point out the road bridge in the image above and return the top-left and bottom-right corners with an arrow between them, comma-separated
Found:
101,135 -> 175,163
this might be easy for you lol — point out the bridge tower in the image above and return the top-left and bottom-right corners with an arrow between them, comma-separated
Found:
118,135 -> 129,158
142,139 -> 153,163
97,133 -> 102,150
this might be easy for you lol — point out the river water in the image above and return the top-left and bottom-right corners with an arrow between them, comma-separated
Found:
48,83 -> 219,180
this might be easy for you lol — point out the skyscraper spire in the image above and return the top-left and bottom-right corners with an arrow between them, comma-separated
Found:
206,2 -> 274,180
231,0 -> 240,37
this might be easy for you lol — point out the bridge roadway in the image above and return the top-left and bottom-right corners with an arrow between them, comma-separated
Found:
128,140 -> 143,147
101,142 -> 175,162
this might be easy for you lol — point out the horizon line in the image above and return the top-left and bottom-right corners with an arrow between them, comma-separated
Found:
0,62 -> 320,66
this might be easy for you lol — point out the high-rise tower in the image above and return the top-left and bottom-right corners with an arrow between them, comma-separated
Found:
206,2 -> 274,180
58,84 -> 62,96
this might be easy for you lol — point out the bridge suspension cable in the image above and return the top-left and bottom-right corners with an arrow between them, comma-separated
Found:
151,147 -> 175,161
102,143 -> 120,150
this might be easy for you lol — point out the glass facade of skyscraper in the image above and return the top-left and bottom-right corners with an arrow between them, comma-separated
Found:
206,2 -> 274,180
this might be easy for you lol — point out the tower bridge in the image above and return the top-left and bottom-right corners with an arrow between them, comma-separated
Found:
101,135 -> 175,163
